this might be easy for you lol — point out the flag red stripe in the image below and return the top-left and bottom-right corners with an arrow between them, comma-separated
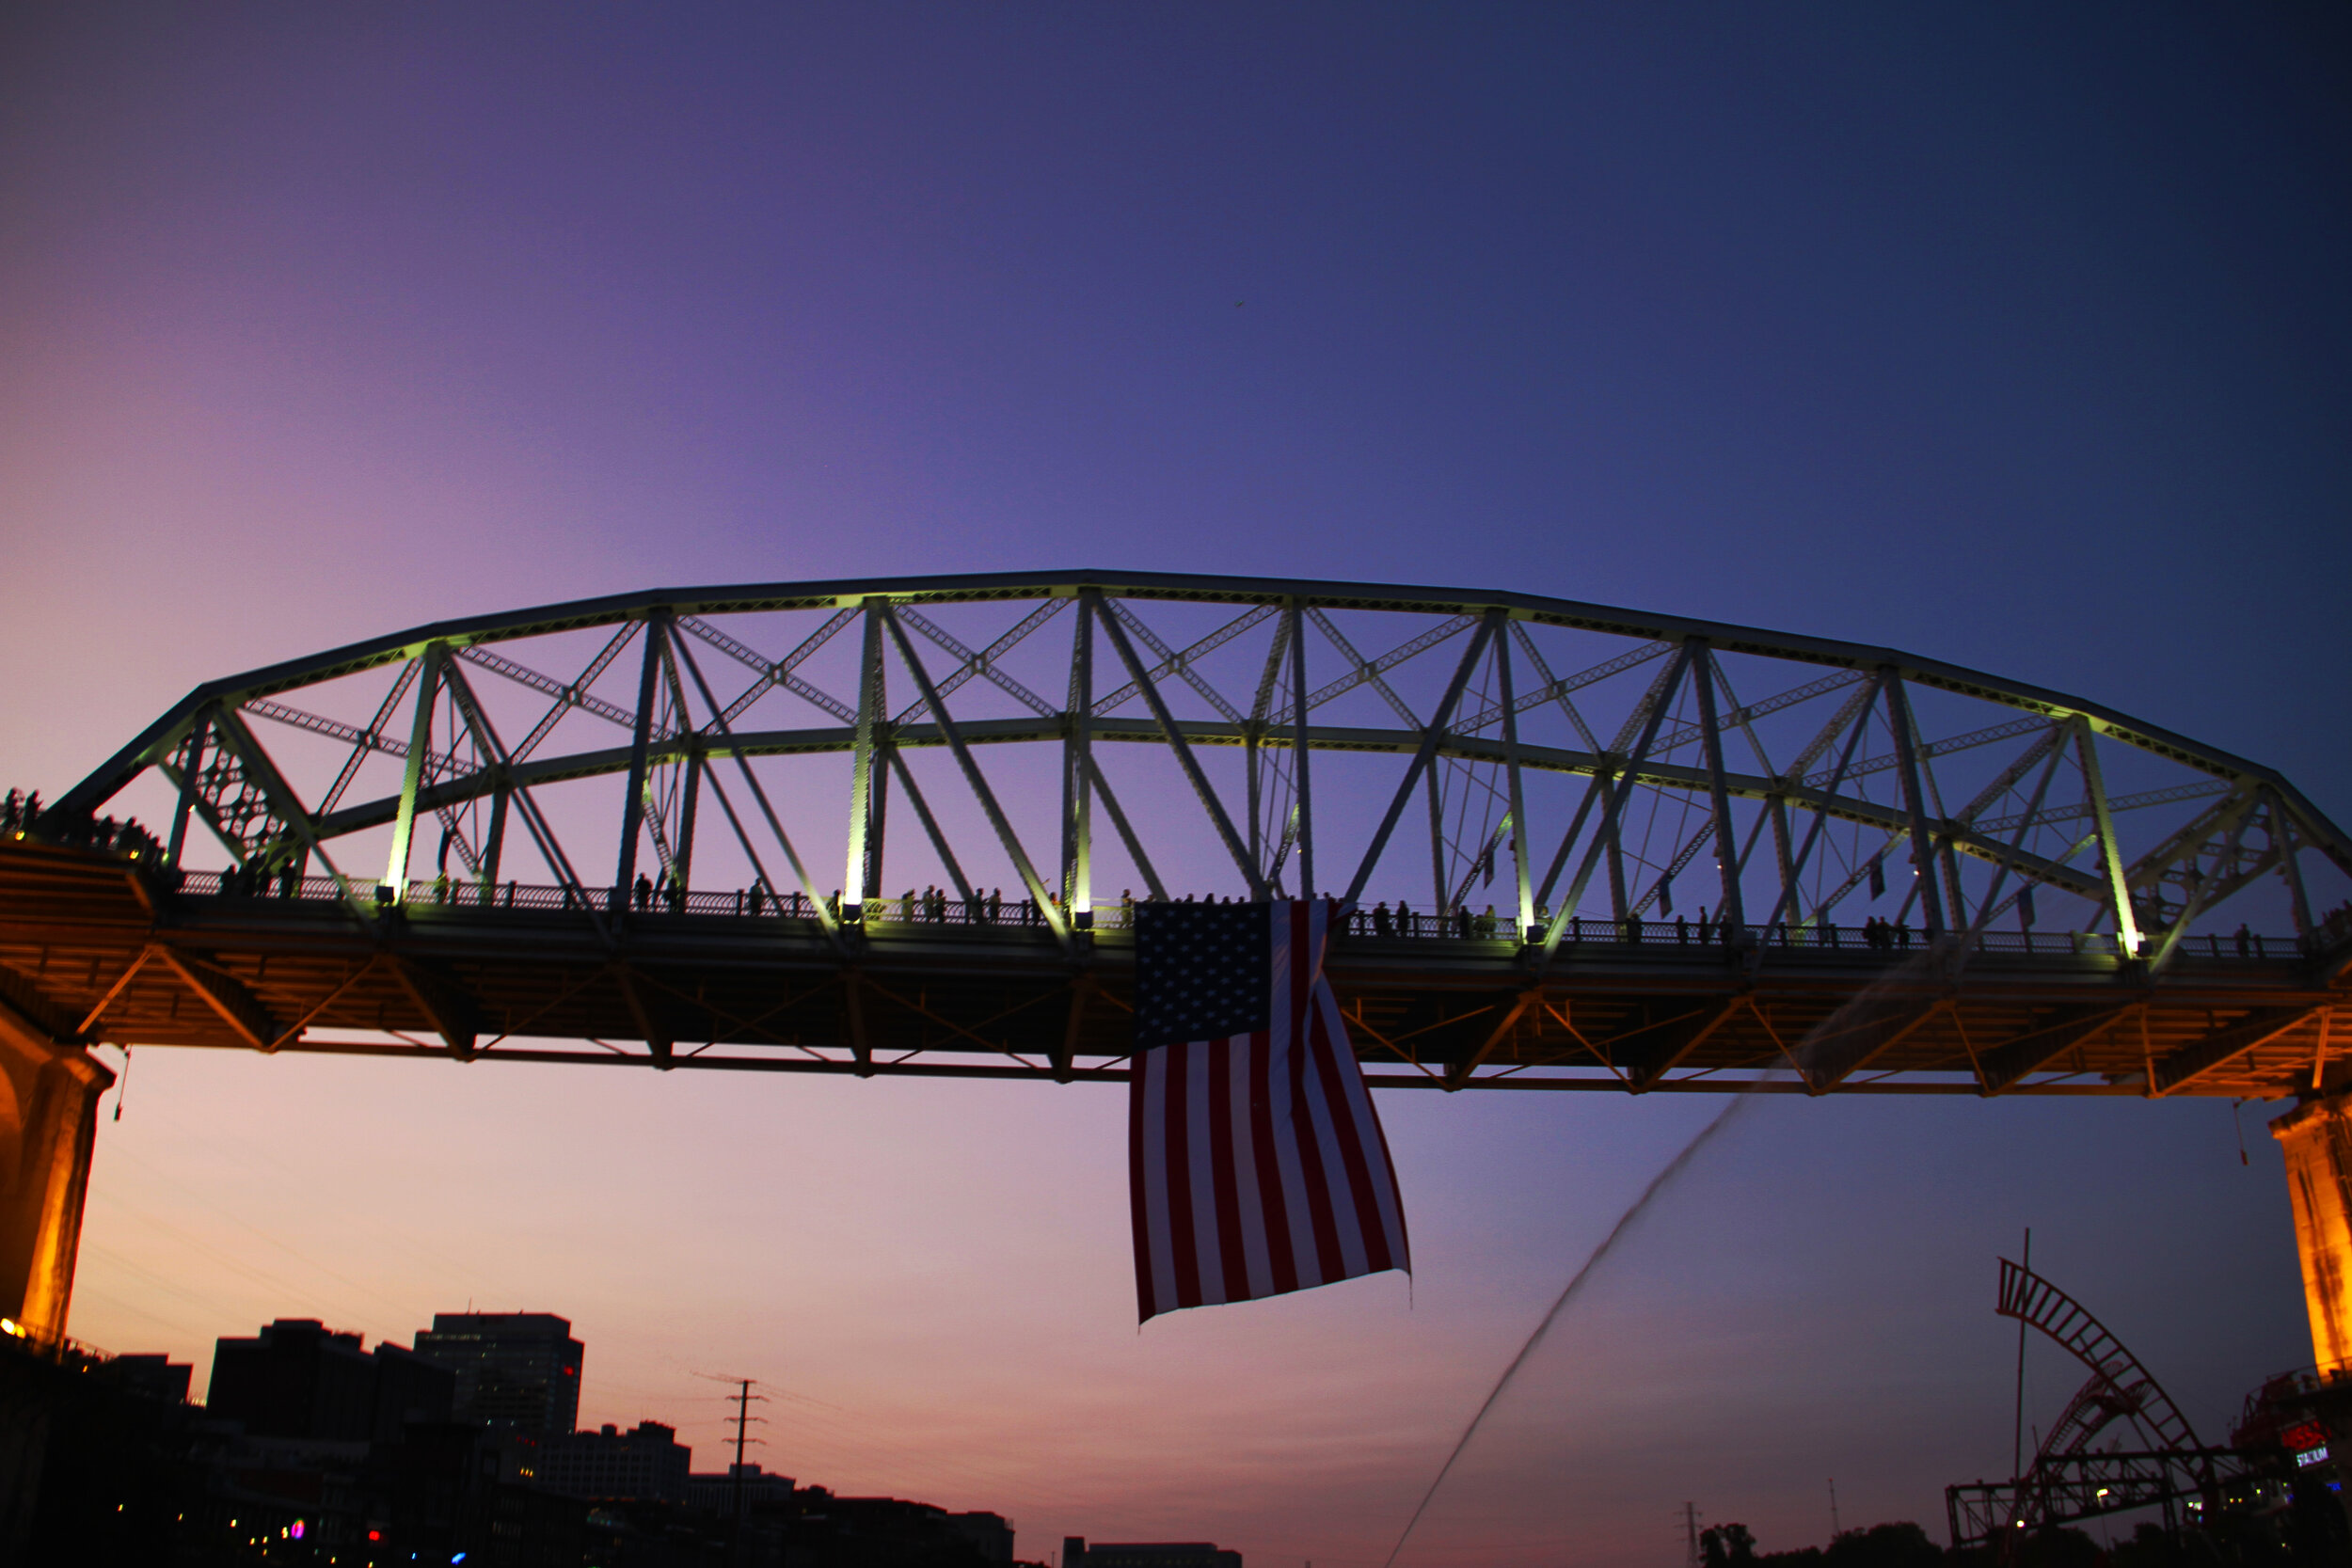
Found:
1249,1016 -> 1295,1296
1207,1036 -> 1249,1303
1164,1042 -> 1203,1309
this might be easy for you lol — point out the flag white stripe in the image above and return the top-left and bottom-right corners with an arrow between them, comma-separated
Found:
1227,1037 -> 1274,1298
1316,977 -> 1408,1260
1184,1039 -> 1224,1304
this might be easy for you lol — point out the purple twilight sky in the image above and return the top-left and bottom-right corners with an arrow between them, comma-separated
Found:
2,6 -> 2348,1565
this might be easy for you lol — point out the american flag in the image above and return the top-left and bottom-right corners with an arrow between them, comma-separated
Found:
1128,898 -> 1411,1321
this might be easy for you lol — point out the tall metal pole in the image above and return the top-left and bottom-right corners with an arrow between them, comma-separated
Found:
731,1376 -> 751,1565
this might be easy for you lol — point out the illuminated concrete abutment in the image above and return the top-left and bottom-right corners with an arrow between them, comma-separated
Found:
0,999 -> 110,1345
2275,1094 -> 2352,1375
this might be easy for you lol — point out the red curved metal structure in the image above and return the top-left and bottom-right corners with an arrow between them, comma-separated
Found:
1998,1257 -> 2201,1455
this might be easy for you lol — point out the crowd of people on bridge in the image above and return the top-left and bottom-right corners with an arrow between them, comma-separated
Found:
10,785 -> 2328,965
4,790 -> 164,864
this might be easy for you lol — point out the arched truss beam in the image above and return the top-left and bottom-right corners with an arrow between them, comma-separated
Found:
1996,1258 -> 2202,1456
45,571 -> 2348,962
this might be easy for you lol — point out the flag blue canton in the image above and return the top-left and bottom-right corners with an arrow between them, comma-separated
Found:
1133,901 -> 1272,1049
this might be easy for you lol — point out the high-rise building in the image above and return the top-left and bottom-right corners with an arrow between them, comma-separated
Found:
207,1318 -> 453,1442
410,1312 -> 583,1436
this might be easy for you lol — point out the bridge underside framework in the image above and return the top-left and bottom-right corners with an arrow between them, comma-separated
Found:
4,570 -> 2350,1347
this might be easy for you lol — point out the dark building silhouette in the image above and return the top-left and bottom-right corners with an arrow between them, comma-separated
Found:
206,1318 -> 453,1442
684,1459 -> 796,1513
99,1353 -> 191,1403
410,1310 -> 582,1435
948,1510 -> 1015,1563
805,1496 -> 1019,1568
1065,1541 -> 1240,1568
540,1418 -> 691,1502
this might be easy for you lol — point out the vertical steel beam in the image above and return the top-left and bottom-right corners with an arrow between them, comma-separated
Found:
1245,612 -> 1291,881
612,613 -> 669,914
1246,734 -> 1262,872
383,645 -> 445,902
1341,610 -> 1502,910
657,633 -> 701,898
865,743 -> 889,902
167,716 -> 210,867
1495,619 -> 1534,932
479,784 -> 509,905
1691,644 -> 1747,929
675,753 -> 701,896
1883,675 -> 1949,935
841,604 -> 885,923
1426,768 -> 1448,916
1064,594 -> 1096,926
1288,602 -> 1315,901
1768,793 -> 1795,934
2072,716 -> 2141,953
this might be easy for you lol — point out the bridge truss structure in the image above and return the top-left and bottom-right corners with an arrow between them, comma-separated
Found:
8,569 -> 2351,1098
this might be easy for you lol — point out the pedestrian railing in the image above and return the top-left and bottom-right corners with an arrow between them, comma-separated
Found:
163,869 -> 2314,962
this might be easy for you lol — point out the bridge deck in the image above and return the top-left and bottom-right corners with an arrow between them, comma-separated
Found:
1,843 -> 2340,1098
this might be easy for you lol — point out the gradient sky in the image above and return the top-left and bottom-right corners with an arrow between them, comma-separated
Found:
3,6 -> 2348,1565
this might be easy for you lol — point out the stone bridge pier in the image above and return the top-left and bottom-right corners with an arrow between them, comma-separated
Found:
2275,1093 -> 2352,1375
0,997 -> 110,1346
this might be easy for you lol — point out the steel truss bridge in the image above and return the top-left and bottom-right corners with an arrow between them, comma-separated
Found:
7,570 -> 2351,1100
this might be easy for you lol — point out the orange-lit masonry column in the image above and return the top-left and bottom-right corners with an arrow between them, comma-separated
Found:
0,997 -> 111,1345
2273,1094 -> 2352,1375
